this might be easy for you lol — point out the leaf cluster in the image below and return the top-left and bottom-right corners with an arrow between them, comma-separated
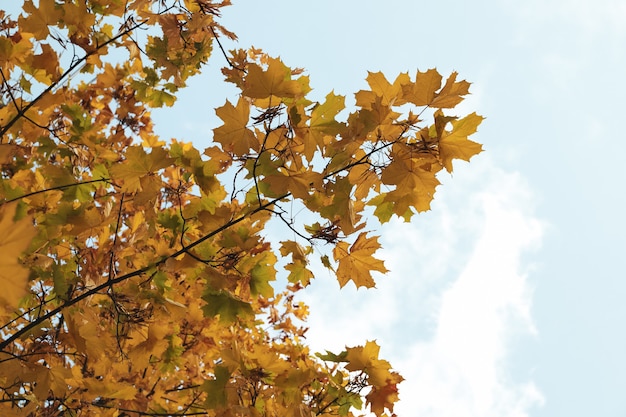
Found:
0,1 -> 483,416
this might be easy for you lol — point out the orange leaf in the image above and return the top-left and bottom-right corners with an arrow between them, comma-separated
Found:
18,0 -> 62,40
366,382 -> 401,416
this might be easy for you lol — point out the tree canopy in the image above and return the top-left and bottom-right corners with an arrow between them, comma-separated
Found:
0,1 -> 483,416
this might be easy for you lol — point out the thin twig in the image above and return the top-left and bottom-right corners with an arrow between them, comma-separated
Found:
0,21 -> 145,139
0,178 -> 113,207
209,25 -> 245,72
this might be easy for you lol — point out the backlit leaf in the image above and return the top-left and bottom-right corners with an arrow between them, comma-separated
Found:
439,112 -> 484,172
0,203 -> 36,309
333,233 -> 388,289
431,71 -> 472,108
202,290 -> 254,323
109,146 -> 172,192
243,57 -> 303,101
213,97 -> 258,156
402,68 -> 442,106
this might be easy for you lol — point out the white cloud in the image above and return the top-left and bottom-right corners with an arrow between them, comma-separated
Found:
302,157 -> 546,416
395,170 -> 544,416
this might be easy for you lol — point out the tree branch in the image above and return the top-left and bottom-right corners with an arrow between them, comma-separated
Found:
0,178 -> 113,207
0,21 -> 145,140
0,192 -> 288,351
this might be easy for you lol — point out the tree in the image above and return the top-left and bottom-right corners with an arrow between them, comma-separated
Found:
0,1 -> 483,416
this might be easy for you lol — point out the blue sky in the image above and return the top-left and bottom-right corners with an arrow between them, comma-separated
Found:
155,1 -> 626,416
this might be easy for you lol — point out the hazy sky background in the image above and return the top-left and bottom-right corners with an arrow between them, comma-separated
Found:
151,1 -> 626,416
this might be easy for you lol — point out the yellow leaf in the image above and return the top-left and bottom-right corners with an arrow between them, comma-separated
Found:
84,378 -> 138,400
128,323 -> 170,369
379,145 -> 442,215
184,0 -> 201,12
431,71 -> 471,108
213,97 -> 258,156
439,112 -> 484,172
345,340 -> 382,372
333,233 -> 387,288
355,71 -> 410,109
301,91 -> 346,160
0,202 -> 36,309
61,1 -> 96,39
0,33 -> 33,69
27,43 -> 59,84
345,340 -> 402,387
242,58 -> 303,101
402,68 -> 442,106
109,146 -> 172,192
280,241 -> 314,285
263,167 -> 323,200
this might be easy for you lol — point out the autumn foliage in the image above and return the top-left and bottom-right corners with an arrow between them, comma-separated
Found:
0,1 -> 483,416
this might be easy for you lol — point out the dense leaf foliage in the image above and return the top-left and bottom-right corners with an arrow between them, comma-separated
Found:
0,1 -> 482,416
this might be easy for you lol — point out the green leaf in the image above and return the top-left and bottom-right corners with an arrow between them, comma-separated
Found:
249,252 -> 276,298
316,350 -> 348,362
202,365 -> 231,409
201,290 -> 254,323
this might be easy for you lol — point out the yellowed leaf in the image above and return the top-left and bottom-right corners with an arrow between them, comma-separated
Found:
355,71 -> 410,109
333,233 -> 388,288
213,97 -> 258,156
439,112 -> 484,172
431,71 -> 471,108
0,202 -> 36,309
243,58 -> 303,101
402,68 -> 442,106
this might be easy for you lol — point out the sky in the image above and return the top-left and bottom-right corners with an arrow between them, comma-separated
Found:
151,1 -> 626,416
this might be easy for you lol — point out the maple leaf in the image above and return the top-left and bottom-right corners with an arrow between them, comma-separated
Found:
242,57 -> 304,101
366,382 -> 401,416
109,146 -> 172,192
280,241 -> 314,285
300,91 -> 346,160
379,146 -> 442,216
345,340 -> 403,387
213,97 -> 258,156
0,3 -> 485,414
263,167 -> 323,200
246,251 -> 277,298
82,377 -> 138,400
319,176 -> 362,235
431,71 -> 472,108
438,112 -> 484,172
18,0 -> 62,40
355,71 -> 410,108
0,202 -> 36,309
402,68 -> 443,106
333,233 -> 388,288
26,43 -> 60,85
203,365 -> 231,409
202,290 -> 255,323
128,324 -> 170,369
